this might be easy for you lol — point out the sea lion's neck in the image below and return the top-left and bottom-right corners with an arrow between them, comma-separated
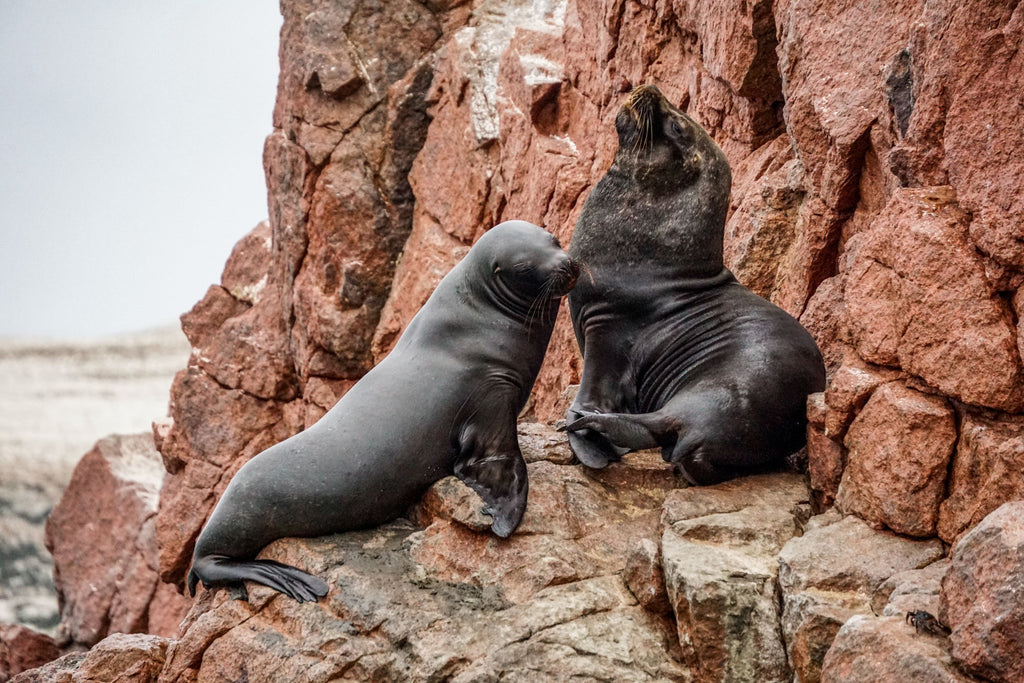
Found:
571,171 -> 727,278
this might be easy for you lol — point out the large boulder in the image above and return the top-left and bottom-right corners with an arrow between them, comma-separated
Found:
149,426 -> 690,681
777,513 -> 944,682
660,474 -> 811,683
836,382 -> 956,537
940,501 -> 1024,683
44,434 -> 187,647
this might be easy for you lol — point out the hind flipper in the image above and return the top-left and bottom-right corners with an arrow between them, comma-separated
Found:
561,410 -> 665,451
189,555 -> 329,603
564,414 -> 626,469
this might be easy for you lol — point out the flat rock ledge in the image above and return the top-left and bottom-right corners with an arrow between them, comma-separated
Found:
11,425 -> 985,683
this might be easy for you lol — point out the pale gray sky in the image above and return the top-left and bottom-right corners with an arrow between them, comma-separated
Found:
0,1 -> 282,337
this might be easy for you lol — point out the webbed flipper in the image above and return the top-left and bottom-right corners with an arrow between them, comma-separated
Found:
454,447 -> 528,537
188,555 -> 329,603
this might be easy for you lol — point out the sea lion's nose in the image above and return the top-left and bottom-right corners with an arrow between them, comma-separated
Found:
552,256 -> 579,296
567,257 -> 580,282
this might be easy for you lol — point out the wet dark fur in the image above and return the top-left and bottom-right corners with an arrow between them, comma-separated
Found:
189,221 -> 578,602
564,85 -> 825,484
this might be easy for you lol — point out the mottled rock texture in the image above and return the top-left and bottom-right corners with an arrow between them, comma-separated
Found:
9,633 -> 169,683
777,512 -> 944,682
819,615 -> 975,683
43,434 -> 187,648
142,0 -> 1024,593
940,502 -> 1024,683
32,0 -> 1024,679
158,440 -> 694,682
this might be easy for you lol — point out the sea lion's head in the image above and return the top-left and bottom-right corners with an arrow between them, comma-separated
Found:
568,84 -> 732,276
474,221 -> 579,311
611,84 -> 730,195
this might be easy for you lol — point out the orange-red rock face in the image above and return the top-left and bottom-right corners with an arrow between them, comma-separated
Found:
25,1 -> 1024,679
20,0 -> 1015,676
145,0 -> 1023,593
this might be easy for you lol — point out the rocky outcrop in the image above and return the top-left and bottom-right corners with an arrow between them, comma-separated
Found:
147,0 -> 1024,597
43,434 -> 187,648
157,430 -> 690,682
148,430 -> 971,683
777,512 -> 944,682
819,615 -> 974,683
940,501 -> 1024,683
799,0 -> 1024,542
10,633 -> 169,683
20,0 -> 1024,678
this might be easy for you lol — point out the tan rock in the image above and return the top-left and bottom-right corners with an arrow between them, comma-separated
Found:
778,514 -> 944,683
871,559 -> 948,619
819,615 -> 975,683
10,634 -> 169,683
407,458 -> 676,603
661,474 -> 810,683
159,524 -> 688,682
517,421 -> 575,465
940,501 -> 1024,683
837,382 -> 956,537
624,538 -> 672,615
662,473 -> 811,526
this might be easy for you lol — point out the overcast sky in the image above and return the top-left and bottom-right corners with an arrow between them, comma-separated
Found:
0,1 -> 282,338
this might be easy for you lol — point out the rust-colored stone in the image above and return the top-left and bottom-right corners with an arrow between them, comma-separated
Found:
941,501 -> 1024,683
0,624 -> 60,681
837,383 -> 956,537
44,434 -> 172,647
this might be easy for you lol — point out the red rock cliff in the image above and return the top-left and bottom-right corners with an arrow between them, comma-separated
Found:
20,1 -> 1024,680
150,0 -> 1023,594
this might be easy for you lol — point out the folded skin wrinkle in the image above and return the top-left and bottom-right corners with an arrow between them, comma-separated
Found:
188,220 -> 577,602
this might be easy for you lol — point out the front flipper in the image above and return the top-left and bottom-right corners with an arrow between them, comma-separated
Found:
458,432 -> 532,540
565,408 -> 629,469
566,334 -> 637,469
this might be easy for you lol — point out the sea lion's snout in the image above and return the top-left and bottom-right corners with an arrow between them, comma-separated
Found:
626,84 -> 665,110
549,256 -> 580,297
623,84 -> 670,125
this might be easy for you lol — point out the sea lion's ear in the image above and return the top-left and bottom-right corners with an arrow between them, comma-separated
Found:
454,445 -> 528,538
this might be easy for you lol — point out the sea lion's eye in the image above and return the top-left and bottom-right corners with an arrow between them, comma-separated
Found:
493,265 -> 502,274
671,120 -> 684,136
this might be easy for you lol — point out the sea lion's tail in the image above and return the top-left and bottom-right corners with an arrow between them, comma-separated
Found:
188,555 -> 328,603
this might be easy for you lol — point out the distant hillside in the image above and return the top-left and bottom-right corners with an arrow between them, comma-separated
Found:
0,325 -> 189,632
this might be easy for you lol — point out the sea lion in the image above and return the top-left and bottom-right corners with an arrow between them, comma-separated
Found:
188,220 -> 578,602
562,84 -> 825,485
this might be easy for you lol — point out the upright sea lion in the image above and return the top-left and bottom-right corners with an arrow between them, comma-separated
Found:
188,220 -> 578,602
563,85 -> 825,484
